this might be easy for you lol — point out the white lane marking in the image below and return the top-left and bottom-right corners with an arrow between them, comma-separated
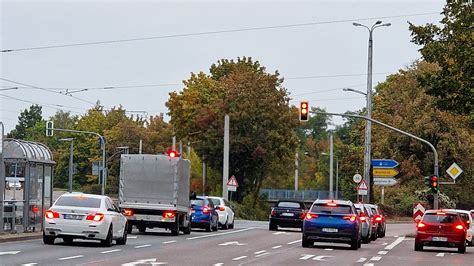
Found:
324,248 -> 333,251
382,243 -> 388,246
363,264 -> 374,266
356,257 -> 367,263
394,235 -> 399,237
187,227 -> 256,240
219,241 -> 247,246
287,239 -> 301,245
21,264 -> 38,266
58,255 -> 84,261
300,254 -> 314,260
370,256 -> 382,261
273,232 -> 288,235
213,264 -> 224,266
272,245 -> 282,249
232,256 -> 247,261
255,252 -> 270,258
385,236 -> 405,250
254,250 -> 267,255
0,251 -> 21,255
436,253 -> 445,257
127,236 -> 138,239
101,249 -> 121,254
162,240 -> 177,244
122,258 -> 167,266
134,244 -> 152,249
378,251 -> 388,255
313,255 -> 333,261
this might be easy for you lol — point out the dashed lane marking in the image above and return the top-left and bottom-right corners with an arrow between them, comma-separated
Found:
363,264 -> 374,266
384,237 -> 405,250
382,243 -> 388,246
313,255 -> 333,261
213,264 -> 224,266
356,258 -> 367,263
300,255 -> 314,260
273,232 -> 288,235
187,227 -> 256,240
127,236 -> 138,239
232,256 -> 247,261
162,240 -> 177,244
378,251 -> 388,255
254,250 -> 267,255
324,248 -> 333,251
58,255 -> 84,261
101,249 -> 121,254
134,244 -> 152,249
21,264 -> 37,266
287,239 -> 301,245
370,256 -> 382,261
255,252 -> 270,258
0,251 -> 21,255
436,253 -> 445,257
272,245 -> 282,249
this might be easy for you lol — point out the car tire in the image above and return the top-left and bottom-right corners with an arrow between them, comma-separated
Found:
43,233 -> 55,245
212,221 -> 219,231
138,226 -> 146,233
222,218 -> 229,230
206,222 -> 212,232
371,231 -> 377,241
379,230 -> 386,238
228,219 -> 234,229
101,225 -> 113,247
302,234 -> 312,248
350,237 -> 359,250
458,242 -> 466,254
269,221 -> 277,231
116,223 -> 128,245
414,243 -> 423,251
63,237 -> 73,244
182,223 -> 191,235
362,236 -> 370,244
126,223 -> 133,234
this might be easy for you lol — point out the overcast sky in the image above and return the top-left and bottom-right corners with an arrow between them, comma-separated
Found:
0,0 -> 445,133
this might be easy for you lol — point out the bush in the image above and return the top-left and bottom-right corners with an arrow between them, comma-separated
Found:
234,193 -> 271,221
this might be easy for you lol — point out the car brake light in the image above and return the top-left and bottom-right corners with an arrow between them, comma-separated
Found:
455,224 -> 464,230
217,206 -> 225,211
375,216 -> 382,221
327,203 -> 337,207
299,211 -> 306,219
86,213 -> 105,222
202,207 -> 210,215
45,210 -> 60,219
417,222 -> 426,228
344,216 -> 357,222
436,212 -> 446,215
305,213 -> 318,220
122,208 -> 134,216
271,209 -> 276,217
360,216 -> 367,222
163,210 -> 176,219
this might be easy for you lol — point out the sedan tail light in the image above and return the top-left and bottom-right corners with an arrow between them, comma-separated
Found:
45,210 -> 60,219
417,222 -> 426,229
299,211 -> 306,219
163,210 -> 176,219
360,216 -> 367,222
455,224 -> 465,230
343,216 -> 357,222
305,213 -> 318,220
271,209 -> 276,217
202,207 -> 210,215
86,213 -> 105,222
217,206 -> 225,211
375,215 -> 383,222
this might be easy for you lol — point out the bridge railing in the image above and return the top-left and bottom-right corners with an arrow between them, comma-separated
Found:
259,189 -> 343,202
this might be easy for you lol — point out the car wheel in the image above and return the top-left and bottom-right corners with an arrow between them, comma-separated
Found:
350,237 -> 359,250
206,221 -> 212,232
228,219 -> 234,229
222,218 -> 229,230
458,242 -> 466,254
116,223 -> 128,245
43,232 -> 55,245
302,234 -> 312,248
182,223 -> 191,235
371,231 -> 377,241
414,243 -> 423,251
101,225 -> 113,247
269,221 -> 277,231
362,236 -> 370,244
213,221 -> 219,231
379,230 -> 386,238
63,237 -> 73,244
138,226 -> 146,233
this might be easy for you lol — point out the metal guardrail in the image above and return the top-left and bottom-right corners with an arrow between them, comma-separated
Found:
260,189 -> 343,201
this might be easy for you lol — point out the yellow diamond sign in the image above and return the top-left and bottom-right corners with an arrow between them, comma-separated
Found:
446,162 -> 463,180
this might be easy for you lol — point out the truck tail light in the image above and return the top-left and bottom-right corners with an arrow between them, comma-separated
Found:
45,210 -> 60,219
343,216 -> 357,222
163,210 -> 176,219
122,208 -> 134,216
305,213 -> 318,220
86,213 -> 105,222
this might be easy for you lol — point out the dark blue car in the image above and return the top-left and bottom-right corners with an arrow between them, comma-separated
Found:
190,196 -> 219,232
302,199 -> 362,250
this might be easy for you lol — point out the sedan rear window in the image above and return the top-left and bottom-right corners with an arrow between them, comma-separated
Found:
277,202 -> 302,208
311,204 -> 352,214
55,196 -> 101,208
191,199 -> 205,206
423,213 -> 458,223
209,199 -> 220,206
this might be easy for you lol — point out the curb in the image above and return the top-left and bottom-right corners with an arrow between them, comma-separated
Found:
0,233 -> 42,243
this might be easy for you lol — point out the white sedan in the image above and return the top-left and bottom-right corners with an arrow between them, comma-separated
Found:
43,193 -> 128,246
207,196 -> 235,229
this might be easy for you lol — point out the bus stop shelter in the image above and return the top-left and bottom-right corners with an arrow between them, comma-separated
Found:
1,139 -> 55,233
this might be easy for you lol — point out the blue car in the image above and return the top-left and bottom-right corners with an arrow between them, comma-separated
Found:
190,196 -> 219,232
302,199 -> 362,250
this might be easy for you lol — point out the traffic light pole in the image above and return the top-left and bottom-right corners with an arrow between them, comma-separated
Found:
313,111 -> 439,209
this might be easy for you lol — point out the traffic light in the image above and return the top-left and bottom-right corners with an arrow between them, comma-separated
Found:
423,176 -> 430,186
299,101 -> 309,121
429,175 -> 438,193
46,121 -> 54,136
166,149 -> 180,158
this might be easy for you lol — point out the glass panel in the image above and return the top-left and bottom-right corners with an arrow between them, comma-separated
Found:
44,166 -> 52,208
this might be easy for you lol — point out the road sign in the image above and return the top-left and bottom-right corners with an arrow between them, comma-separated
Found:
227,175 -> 238,192
357,179 -> 368,195
373,178 -> 398,186
413,202 -> 426,222
353,174 -> 362,183
371,159 -> 398,168
358,190 -> 368,195
446,162 -> 463,180
372,168 -> 399,177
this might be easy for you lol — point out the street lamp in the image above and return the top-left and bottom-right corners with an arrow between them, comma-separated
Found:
352,20 -> 391,203
342,88 -> 367,97
59,138 -> 74,193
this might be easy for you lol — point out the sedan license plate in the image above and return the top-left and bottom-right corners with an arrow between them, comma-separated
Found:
322,228 -> 338,233
281,213 -> 294,217
63,214 -> 83,220
432,236 -> 447,242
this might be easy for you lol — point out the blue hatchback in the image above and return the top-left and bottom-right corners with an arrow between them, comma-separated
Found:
302,199 -> 361,250
190,196 -> 219,232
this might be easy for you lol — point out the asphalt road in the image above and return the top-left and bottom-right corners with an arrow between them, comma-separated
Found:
0,221 -> 472,265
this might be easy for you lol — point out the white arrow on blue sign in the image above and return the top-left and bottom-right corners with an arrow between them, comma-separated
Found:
371,159 -> 399,168
373,178 -> 398,186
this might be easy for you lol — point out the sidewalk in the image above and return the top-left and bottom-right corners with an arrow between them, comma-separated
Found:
0,231 -> 42,243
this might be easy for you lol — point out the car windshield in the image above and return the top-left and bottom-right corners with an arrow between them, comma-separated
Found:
277,202 -> 302,208
311,204 -> 352,214
191,199 -> 205,206
55,196 -> 101,208
209,199 -> 220,206
423,213 -> 458,223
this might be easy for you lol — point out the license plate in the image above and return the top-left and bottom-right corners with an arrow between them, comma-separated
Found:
281,213 -> 294,217
322,228 -> 338,233
63,214 -> 83,220
432,236 -> 447,242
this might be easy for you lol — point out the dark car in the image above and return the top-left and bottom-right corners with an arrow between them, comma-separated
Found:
364,205 -> 378,241
269,200 -> 307,231
366,204 -> 386,238
190,196 -> 219,232
302,199 -> 362,250
415,210 -> 467,253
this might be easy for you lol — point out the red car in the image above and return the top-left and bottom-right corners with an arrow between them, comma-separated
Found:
415,210 -> 467,253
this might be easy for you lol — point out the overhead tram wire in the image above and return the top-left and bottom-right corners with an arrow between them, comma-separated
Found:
0,94 -> 83,114
0,12 -> 439,53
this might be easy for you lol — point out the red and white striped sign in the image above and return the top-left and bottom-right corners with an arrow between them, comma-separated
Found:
413,203 -> 426,222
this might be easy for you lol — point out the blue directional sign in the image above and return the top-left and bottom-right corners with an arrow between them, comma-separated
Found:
371,159 -> 399,168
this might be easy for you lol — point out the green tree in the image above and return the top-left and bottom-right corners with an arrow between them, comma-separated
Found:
8,105 -> 43,139
409,1 -> 473,124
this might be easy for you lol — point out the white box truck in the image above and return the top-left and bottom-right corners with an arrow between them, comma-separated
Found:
118,154 -> 191,236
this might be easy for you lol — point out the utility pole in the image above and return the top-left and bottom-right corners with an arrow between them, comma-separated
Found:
222,115 -> 230,200
0,122 -> 5,232
329,133 -> 334,199
294,152 -> 299,192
